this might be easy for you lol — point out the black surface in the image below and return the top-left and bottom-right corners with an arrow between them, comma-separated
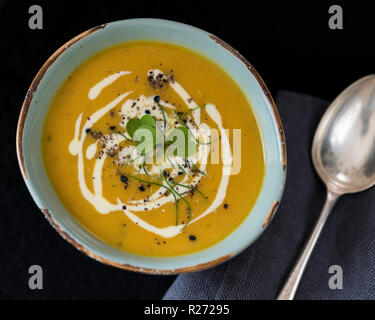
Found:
0,0 -> 374,299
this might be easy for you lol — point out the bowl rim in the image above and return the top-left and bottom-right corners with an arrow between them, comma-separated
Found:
16,18 -> 286,274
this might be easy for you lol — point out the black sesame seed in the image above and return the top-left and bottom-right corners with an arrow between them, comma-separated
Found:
145,109 -> 151,114
85,128 -> 91,133
109,125 -> 116,130
178,171 -> 183,175
162,170 -> 168,177
224,203 -> 229,209
139,185 -> 145,192
189,235 -> 196,241
122,205 -> 127,210
120,175 -> 128,183
153,95 -> 160,103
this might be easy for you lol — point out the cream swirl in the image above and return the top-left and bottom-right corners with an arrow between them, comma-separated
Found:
68,70 -> 232,238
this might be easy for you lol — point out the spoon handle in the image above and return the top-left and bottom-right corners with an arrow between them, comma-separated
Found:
277,190 -> 339,300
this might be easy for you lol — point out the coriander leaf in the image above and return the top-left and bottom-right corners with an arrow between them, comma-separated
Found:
140,114 -> 156,128
126,118 -> 142,138
134,124 -> 157,155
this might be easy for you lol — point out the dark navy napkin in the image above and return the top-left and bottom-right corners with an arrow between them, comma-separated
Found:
163,90 -> 375,300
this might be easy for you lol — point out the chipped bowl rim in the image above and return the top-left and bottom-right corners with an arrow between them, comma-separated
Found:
16,18 -> 286,274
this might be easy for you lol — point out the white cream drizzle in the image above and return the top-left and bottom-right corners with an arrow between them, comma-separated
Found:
88,71 -> 131,100
86,141 -> 98,160
69,70 -> 232,238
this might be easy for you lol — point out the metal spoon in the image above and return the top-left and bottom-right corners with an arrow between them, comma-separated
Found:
277,75 -> 375,300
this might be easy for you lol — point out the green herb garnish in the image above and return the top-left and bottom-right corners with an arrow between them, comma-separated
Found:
126,118 -> 142,138
109,127 -> 133,141
187,104 -> 204,114
161,172 -> 193,229
123,172 -> 180,226
177,163 -> 188,175
157,103 -> 167,133
126,115 -> 156,139
192,162 -> 206,176
140,114 -> 156,127
166,156 -> 177,170
170,180 -> 207,200
173,110 -> 212,145
142,162 -> 150,176
161,174 -> 191,215
125,115 -> 160,156
134,124 -> 157,155
128,154 -> 142,164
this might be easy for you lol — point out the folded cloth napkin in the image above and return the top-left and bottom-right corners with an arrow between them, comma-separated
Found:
163,90 -> 375,300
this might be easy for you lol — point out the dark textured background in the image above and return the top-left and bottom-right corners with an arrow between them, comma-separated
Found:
0,0 -> 374,299
164,91 -> 375,300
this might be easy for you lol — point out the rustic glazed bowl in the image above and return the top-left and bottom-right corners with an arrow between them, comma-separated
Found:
16,19 -> 286,274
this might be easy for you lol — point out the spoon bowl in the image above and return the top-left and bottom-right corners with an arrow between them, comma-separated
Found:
278,75 -> 375,299
312,75 -> 375,194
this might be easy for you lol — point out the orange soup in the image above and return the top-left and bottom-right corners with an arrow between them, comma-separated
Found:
42,41 -> 264,256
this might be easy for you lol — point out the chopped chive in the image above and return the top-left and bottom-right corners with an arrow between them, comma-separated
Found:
166,156 -> 177,170
123,172 -> 179,226
177,163 -> 188,175
115,131 -> 133,141
187,105 -> 203,113
161,174 -> 191,211
157,103 -> 167,133
170,181 -> 207,200
192,163 -> 206,176
164,181 -> 192,229
142,162 -> 150,176
173,110 -> 212,145
128,154 -> 142,164
167,156 -> 189,177
123,172 -> 162,187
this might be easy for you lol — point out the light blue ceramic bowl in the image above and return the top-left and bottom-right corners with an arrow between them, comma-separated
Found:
16,19 -> 286,274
